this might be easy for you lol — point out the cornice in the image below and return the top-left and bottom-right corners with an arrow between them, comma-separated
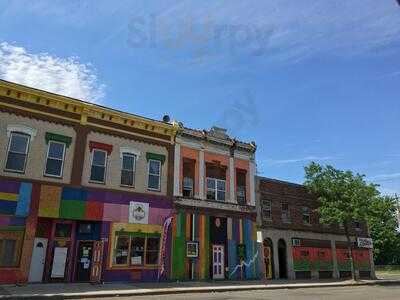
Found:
0,80 -> 179,143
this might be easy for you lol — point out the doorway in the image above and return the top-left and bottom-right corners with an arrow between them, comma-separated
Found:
76,241 -> 94,282
28,238 -> 48,282
263,238 -> 274,279
278,239 -> 288,279
212,245 -> 225,279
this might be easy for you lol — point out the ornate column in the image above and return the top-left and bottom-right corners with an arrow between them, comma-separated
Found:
249,161 -> 256,206
199,149 -> 205,200
173,143 -> 181,197
229,157 -> 235,203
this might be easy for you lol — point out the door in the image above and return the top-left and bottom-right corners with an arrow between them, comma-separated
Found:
76,241 -> 94,282
212,245 -> 224,279
28,238 -> 48,282
90,241 -> 104,283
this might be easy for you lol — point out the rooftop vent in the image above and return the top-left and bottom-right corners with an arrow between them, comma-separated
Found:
162,115 -> 171,123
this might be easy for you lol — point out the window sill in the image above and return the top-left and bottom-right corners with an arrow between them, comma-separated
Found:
147,188 -> 161,192
109,265 -> 159,270
44,174 -> 63,179
120,184 -> 135,189
3,169 -> 25,174
89,180 -> 106,185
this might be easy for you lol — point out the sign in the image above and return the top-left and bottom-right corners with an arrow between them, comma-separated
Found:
51,247 -> 68,278
237,244 -> 246,261
256,231 -> 263,243
158,216 -> 173,280
186,241 -> 199,258
357,237 -> 373,249
129,202 -> 149,224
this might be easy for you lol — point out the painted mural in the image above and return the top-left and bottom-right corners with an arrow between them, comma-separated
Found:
0,178 -> 174,284
292,247 -> 333,272
171,210 -> 261,281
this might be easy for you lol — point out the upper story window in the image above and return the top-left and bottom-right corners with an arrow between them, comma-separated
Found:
90,149 -> 108,183
44,141 -> 66,177
146,152 -> 165,191
281,202 -> 291,223
236,169 -> 247,205
354,220 -> 361,231
121,153 -> 136,187
183,177 -> 194,197
182,159 -> 195,197
262,199 -> 272,220
5,132 -> 30,173
206,178 -> 226,201
148,159 -> 161,190
302,207 -> 311,225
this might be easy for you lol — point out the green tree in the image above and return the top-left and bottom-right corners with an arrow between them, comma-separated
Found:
368,195 -> 400,265
304,162 -> 380,280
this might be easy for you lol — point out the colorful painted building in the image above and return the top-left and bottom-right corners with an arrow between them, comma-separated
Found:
256,177 -> 375,280
0,80 -> 179,284
171,127 -> 262,280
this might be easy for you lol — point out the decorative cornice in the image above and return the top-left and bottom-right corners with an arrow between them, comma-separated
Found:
174,196 -> 256,214
0,80 -> 179,144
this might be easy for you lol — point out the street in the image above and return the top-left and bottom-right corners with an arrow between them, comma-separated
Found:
88,285 -> 400,300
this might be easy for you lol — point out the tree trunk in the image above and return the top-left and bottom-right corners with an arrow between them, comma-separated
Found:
345,226 -> 357,281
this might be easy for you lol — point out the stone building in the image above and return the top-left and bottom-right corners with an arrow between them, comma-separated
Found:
256,177 -> 375,280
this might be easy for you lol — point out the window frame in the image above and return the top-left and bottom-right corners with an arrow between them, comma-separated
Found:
120,152 -> 136,187
147,159 -> 162,191
43,140 -> 66,178
4,132 -> 31,174
302,207 -> 311,225
0,230 -> 24,268
182,176 -> 194,197
206,177 -> 226,201
112,234 -> 161,268
281,202 -> 291,223
263,199 -> 272,220
89,148 -> 108,184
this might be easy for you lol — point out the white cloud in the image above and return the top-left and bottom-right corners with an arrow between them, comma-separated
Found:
369,172 -> 400,182
0,42 -> 105,103
266,155 -> 336,166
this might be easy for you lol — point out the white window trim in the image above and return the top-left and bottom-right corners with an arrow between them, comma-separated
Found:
183,177 -> 194,197
89,148 -> 108,184
281,202 -> 291,223
119,147 -> 141,158
263,200 -> 272,220
147,159 -> 161,191
120,152 -> 136,187
7,125 -> 37,141
4,132 -> 31,173
206,177 -> 226,201
43,140 -> 66,178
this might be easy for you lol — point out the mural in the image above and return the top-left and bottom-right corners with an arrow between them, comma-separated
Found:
293,247 -> 333,272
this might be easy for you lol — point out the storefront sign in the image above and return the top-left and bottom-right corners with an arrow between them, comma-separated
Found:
357,237 -> 373,249
186,241 -> 199,258
51,247 -> 68,278
129,202 -> 149,224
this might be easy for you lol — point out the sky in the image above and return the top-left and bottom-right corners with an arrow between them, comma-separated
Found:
0,1 -> 399,195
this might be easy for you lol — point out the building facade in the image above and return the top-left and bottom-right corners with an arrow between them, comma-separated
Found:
256,177 -> 375,280
171,127 -> 262,281
0,80 -> 179,284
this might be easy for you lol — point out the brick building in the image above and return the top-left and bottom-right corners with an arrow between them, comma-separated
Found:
256,177 -> 375,280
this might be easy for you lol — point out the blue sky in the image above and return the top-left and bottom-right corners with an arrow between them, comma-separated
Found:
0,1 -> 399,195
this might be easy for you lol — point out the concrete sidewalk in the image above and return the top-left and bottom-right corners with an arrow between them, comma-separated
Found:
1,279 -> 400,299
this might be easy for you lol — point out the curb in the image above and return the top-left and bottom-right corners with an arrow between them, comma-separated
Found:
1,280 -> 399,299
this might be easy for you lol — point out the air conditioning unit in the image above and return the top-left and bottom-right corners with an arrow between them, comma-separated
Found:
292,238 -> 301,247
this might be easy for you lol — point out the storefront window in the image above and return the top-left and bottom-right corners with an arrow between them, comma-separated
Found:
55,223 -> 72,238
130,237 -> 145,265
114,235 -> 129,265
113,234 -> 160,267
0,231 -> 24,267
146,237 -> 160,265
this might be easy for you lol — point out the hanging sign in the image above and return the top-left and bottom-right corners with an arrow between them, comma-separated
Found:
129,202 -> 149,224
158,216 -> 173,280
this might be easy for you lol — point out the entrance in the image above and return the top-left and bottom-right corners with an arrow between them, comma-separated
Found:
263,238 -> 274,279
76,241 -> 94,282
28,238 -> 48,282
278,239 -> 288,279
212,245 -> 225,279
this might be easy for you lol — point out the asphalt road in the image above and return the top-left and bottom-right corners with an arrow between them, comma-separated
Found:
85,285 -> 400,300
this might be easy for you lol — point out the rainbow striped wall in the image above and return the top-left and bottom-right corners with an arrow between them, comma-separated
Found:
37,185 -> 171,224
0,180 -> 32,218
171,211 -> 261,280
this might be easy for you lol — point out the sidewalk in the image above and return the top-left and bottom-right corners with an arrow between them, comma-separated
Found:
1,278 -> 400,299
